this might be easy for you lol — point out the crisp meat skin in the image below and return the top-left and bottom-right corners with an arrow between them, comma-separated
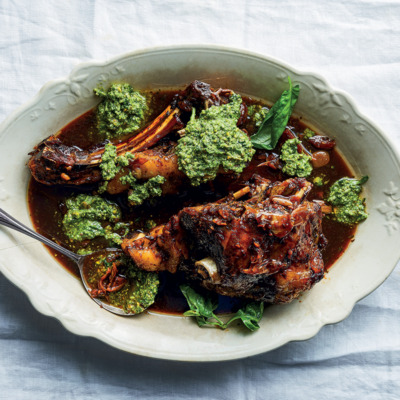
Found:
122,177 -> 326,304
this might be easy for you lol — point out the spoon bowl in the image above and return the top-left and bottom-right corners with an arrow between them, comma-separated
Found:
0,207 -> 136,316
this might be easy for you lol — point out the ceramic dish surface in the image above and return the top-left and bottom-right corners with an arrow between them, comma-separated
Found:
0,45 -> 399,361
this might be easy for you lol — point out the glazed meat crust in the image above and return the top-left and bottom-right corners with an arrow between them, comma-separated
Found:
122,177 -> 326,304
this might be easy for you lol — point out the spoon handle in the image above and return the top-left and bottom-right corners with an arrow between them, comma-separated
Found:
0,207 -> 82,264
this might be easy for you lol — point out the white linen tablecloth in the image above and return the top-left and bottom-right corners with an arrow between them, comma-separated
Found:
0,1 -> 399,398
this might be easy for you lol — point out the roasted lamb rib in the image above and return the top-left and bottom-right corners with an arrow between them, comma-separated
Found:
27,80 -> 236,188
122,176 -> 326,304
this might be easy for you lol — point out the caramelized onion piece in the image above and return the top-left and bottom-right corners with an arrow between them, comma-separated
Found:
308,135 -> 336,150
311,151 -> 330,168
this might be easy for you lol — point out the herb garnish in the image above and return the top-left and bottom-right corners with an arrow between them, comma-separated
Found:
327,176 -> 369,225
180,284 -> 264,332
280,138 -> 313,177
176,94 -> 255,186
127,175 -> 166,206
99,143 -> 165,206
88,254 -> 160,314
99,142 -> 134,186
250,77 -> 300,150
94,83 -> 148,139
62,194 -> 125,244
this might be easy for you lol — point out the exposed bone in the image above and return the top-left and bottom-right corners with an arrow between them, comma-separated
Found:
313,200 -> 333,214
130,231 -> 146,241
322,205 -> 334,214
289,181 -> 312,205
195,257 -> 220,282
269,178 -> 312,205
232,186 -> 250,200
271,196 -> 294,208
76,106 -> 181,165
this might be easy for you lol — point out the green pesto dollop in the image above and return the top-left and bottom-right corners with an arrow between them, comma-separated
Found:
176,94 -> 255,186
313,176 -> 325,187
303,128 -> 315,140
127,175 -> 166,206
247,104 -> 269,128
100,143 -> 120,181
94,83 -> 148,139
123,263 -> 160,314
99,143 -> 134,192
62,194 -> 123,242
280,138 -> 313,177
327,176 -> 368,225
99,143 -> 165,206
87,254 -> 159,314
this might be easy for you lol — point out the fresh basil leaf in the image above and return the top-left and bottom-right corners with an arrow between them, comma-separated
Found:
250,77 -> 300,150
225,302 -> 264,332
195,316 -> 208,328
180,285 -> 264,331
180,284 -> 218,319
237,302 -> 264,331
183,310 -> 200,317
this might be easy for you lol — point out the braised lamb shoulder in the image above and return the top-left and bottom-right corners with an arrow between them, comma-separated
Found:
122,176 -> 326,304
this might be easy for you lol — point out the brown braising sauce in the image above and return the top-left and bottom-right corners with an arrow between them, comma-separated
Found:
27,89 -> 356,315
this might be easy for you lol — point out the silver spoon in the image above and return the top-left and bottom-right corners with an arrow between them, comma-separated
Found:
0,207 -> 135,316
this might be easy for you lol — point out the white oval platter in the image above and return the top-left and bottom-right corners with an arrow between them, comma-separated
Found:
0,45 -> 399,361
